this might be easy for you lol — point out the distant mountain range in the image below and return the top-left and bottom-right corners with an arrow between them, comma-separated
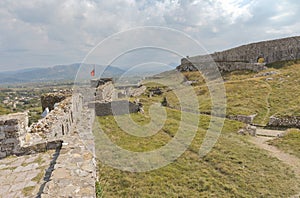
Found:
0,63 -> 124,84
0,63 -> 178,84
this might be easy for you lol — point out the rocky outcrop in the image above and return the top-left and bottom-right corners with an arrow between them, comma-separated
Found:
268,116 -> 300,128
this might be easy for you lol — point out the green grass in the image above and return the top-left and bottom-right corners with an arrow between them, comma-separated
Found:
143,63 -> 300,125
32,168 -> 45,183
22,186 -> 35,197
94,108 -> 299,197
0,105 -> 11,115
93,63 -> 300,196
269,129 -> 300,158
96,181 -> 104,198
266,59 -> 300,69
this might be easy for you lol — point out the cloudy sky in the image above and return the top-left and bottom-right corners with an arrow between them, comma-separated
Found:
0,0 -> 299,71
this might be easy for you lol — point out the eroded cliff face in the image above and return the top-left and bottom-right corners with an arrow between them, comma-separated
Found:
177,36 -> 300,73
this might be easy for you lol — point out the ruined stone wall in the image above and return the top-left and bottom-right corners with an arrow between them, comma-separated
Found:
90,100 -> 140,116
0,93 -> 83,158
30,94 -> 83,139
268,116 -> 300,128
178,36 -> 300,73
228,114 -> 256,124
95,81 -> 114,102
41,92 -> 71,111
0,112 -> 28,158
0,93 -> 96,196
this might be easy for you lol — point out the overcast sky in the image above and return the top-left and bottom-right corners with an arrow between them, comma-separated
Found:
0,0 -> 299,71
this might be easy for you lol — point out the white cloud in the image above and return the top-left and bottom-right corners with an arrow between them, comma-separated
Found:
0,0 -> 299,71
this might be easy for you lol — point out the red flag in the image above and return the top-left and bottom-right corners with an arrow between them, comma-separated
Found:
90,67 -> 95,77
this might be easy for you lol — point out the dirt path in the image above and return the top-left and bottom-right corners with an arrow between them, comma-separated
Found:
249,129 -> 300,197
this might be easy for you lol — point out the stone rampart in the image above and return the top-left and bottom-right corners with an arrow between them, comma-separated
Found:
177,36 -> 300,73
0,93 -> 83,158
41,92 -> 71,111
30,94 -> 83,139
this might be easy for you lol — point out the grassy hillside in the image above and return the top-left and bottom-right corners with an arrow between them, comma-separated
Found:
94,110 -> 299,197
146,63 -> 300,125
93,61 -> 300,197
269,129 -> 300,158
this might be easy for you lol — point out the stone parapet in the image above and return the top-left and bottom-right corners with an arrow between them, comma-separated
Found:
268,116 -> 300,128
177,36 -> 300,73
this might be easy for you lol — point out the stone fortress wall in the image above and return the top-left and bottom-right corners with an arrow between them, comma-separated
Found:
89,78 -> 141,116
1,36 -> 300,196
177,36 -> 300,73
0,93 -> 83,158
0,78 -> 144,197
0,91 -> 96,197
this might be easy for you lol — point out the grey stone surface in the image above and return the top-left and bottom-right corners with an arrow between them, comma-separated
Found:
40,107 -> 96,197
0,151 -> 55,197
238,124 -> 257,136
177,36 -> 300,73
228,114 -> 256,124
90,100 -> 140,116
268,116 -> 300,128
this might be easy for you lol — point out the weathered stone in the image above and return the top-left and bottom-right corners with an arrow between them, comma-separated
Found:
46,140 -> 62,150
90,100 -> 140,116
41,92 -> 70,111
0,151 -> 7,158
177,36 -> 300,73
228,114 -> 256,124
4,119 -> 18,126
3,138 -> 19,144
3,125 -> 19,133
238,125 -> 256,136
0,132 -> 5,140
268,116 -> 300,128
31,142 -> 47,153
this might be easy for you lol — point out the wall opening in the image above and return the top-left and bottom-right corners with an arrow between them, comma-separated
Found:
257,57 -> 265,63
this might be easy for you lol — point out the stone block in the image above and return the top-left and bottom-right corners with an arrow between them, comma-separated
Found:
31,142 -> 47,152
0,132 -> 5,140
4,138 -> 19,145
0,151 -> 6,159
3,125 -> 19,133
4,119 -> 18,126
46,140 -> 63,150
